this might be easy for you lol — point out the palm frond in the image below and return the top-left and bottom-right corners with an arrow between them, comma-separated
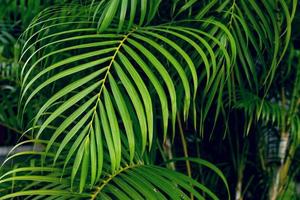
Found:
0,148 -> 228,199
234,89 -> 284,134
13,2 -> 239,190
90,0 -> 161,33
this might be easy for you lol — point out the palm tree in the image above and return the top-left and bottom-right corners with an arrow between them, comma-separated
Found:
0,0 -> 298,199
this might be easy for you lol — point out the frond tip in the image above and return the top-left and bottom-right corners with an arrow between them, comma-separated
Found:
90,0 -> 162,32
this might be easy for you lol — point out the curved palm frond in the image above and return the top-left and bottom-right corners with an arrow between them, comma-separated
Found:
0,147 -> 229,199
16,4 -> 236,190
177,0 -> 297,91
234,90 -> 299,141
171,0 -> 229,19
2,0 -> 298,199
234,44 -> 300,136
234,89 -> 284,133
90,0 -> 161,32
225,0 -> 296,91
171,0 -> 297,138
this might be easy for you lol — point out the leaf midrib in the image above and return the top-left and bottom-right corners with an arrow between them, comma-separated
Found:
81,28 -> 137,162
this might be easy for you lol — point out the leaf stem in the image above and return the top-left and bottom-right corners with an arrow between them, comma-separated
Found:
177,113 -> 193,200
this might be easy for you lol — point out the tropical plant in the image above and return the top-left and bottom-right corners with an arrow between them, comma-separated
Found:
0,0 -> 299,199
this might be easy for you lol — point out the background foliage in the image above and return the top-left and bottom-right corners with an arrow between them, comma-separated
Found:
0,0 -> 299,199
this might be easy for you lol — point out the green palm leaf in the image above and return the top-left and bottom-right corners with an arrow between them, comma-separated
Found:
0,155 -> 226,199
17,4 -> 235,189
90,0 -> 161,32
16,4 -> 232,189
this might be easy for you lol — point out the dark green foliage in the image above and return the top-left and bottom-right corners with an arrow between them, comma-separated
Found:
0,0 -> 299,199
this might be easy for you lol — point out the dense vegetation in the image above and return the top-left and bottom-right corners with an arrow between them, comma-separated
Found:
0,0 -> 299,199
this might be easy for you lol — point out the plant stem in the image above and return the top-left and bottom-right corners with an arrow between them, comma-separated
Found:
0,122 -> 32,140
0,122 -> 22,134
235,176 -> 243,200
269,165 -> 280,200
177,113 -> 192,177
177,113 -> 193,200
269,132 -> 289,200
163,136 -> 176,170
